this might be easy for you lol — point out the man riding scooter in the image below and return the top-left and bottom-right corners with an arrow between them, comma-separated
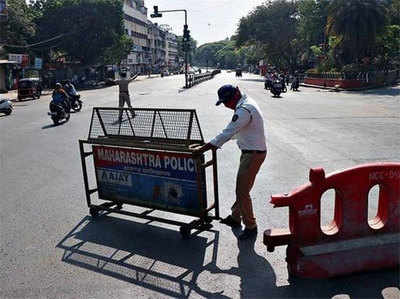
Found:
48,83 -> 71,124
63,80 -> 83,112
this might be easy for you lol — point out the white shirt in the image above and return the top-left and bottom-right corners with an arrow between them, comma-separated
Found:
210,94 -> 267,151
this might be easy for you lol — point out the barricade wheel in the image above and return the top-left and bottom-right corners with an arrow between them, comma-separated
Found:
180,225 -> 191,239
204,216 -> 213,224
200,223 -> 212,231
90,207 -> 99,218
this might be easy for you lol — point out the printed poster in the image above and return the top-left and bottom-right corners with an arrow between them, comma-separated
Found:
93,145 -> 207,215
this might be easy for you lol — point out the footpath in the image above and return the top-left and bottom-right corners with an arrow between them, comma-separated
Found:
1,74 -> 163,102
301,80 -> 400,92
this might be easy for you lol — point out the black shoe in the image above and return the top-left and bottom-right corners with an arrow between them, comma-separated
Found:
220,216 -> 241,228
238,227 -> 258,240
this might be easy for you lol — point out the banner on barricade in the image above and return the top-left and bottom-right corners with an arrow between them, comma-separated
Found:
93,145 -> 206,215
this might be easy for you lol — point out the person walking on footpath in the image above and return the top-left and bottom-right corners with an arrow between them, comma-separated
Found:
111,72 -> 139,122
191,84 -> 267,240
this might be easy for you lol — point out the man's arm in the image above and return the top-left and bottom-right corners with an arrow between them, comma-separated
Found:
128,73 -> 140,83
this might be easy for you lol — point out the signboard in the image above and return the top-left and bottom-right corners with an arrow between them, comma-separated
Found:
93,146 -> 207,215
34,57 -> 42,70
8,54 -> 29,67
9,54 -> 22,64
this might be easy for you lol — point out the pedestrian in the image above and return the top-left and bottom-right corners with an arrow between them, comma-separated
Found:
111,72 -> 139,122
191,85 -> 267,240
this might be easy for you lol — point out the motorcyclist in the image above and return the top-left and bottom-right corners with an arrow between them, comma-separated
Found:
291,76 -> 300,91
63,80 -> 80,107
64,80 -> 78,97
51,83 -> 69,112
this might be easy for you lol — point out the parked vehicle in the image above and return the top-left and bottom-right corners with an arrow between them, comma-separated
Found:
17,78 -> 42,101
0,98 -> 13,115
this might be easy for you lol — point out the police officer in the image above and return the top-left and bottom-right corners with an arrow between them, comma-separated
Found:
192,85 -> 267,240
111,72 -> 139,122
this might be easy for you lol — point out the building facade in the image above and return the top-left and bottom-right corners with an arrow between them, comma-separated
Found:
165,32 -> 179,71
122,0 -> 178,74
122,0 -> 149,73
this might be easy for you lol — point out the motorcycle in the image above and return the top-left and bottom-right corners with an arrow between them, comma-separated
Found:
48,98 -> 70,125
0,98 -> 13,115
63,83 -> 83,112
67,93 -> 83,112
264,79 -> 272,90
270,80 -> 285,97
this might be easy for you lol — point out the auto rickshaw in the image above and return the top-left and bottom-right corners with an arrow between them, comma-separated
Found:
17,78 -> 42,101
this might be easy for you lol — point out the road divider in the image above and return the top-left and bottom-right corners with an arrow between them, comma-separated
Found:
264,162 -> 400,279
187,70 -> 221,88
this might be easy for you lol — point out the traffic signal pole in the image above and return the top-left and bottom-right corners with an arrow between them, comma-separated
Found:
151,7 -> 189,88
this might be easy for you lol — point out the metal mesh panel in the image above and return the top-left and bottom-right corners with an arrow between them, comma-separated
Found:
88,108 -> 204,145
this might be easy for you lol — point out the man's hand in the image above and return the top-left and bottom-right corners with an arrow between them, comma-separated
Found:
189,143 -> 204,154
189,142 -> 216,154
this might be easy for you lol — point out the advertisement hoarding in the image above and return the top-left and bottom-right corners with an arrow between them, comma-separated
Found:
8,54 -> 29,67
93,146 -> 207,216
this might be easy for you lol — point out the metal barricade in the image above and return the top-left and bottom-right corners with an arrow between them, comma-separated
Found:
79,107 -> 220,238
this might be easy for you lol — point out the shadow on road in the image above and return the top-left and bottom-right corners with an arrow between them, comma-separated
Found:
277,268 -> 399,298
57,216 -> 398,298
57,215 -> 229,298
41,123 -> 60,129
238,78 -> 265,83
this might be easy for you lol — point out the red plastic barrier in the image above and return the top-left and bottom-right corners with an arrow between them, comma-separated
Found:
264,163 -> 400,278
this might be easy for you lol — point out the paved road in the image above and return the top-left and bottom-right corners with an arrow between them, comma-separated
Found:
1,72 -> 399,298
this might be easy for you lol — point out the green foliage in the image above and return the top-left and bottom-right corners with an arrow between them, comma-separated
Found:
34,0 -> 126,64
177,36 -> 197,64
236,0 -> 299,71
102,34 -> 134,65
3,0 -> 36,48
326,0 -> 387,63
388,0 -> 400,25
310,45 -> 323,57
296,0 -> 330,47
193,39 -> 256,69
377,24 -> 400,67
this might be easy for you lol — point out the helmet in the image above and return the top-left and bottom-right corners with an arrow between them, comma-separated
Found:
216,84 -> 237,106
55,83 -> 62,88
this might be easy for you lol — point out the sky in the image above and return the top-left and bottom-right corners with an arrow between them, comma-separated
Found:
144,0 -> 266,46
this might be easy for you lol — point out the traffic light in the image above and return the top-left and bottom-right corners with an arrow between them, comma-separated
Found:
150,6 -> 162,18
183,25 -> 190,42
181,41 -> 190,52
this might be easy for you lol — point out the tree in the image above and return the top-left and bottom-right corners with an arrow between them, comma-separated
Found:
177,36 -> 197,64
3,0 -> 36,49
236,0 -> 299,71
34,0 -> 131,65
193,41 -> 227,67
326,0 -> 387,64
377,24 -> 400,67
297,0 -> 329,46
387,0 -> 400,25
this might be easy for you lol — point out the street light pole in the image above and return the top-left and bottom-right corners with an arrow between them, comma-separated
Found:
151,7 -> 189,88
